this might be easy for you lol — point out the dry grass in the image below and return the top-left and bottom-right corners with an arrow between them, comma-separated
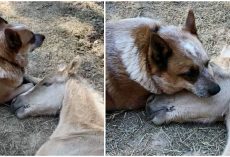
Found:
106,1 -> 229,156
0,2 -> 104,155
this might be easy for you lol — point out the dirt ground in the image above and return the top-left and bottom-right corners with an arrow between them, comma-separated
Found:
0,2 -> 104,155
106,2 -> 229,156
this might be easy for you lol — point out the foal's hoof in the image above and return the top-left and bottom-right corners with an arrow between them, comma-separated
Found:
146,95 -> 175,125
146,105 -> 175,125
11,96 -> 30,119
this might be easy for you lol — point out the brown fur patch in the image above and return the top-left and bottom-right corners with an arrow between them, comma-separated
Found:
157,52 -> 198,93
131,25 -> 172,75
131,25 -> 152,73
106,50 -> 151,110
131,23 -> 202,95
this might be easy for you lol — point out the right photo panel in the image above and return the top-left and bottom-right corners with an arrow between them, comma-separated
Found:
106,1 -> 229,156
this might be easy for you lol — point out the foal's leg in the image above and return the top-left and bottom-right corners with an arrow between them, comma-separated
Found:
11,83 -> 65,119
222,110 -> 230,156
23,75 -> 42,85
146,94 -> 227,125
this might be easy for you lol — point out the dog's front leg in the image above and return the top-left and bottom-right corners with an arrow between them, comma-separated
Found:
4,83 -> 34,103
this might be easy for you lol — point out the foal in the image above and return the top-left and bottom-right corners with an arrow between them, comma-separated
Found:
11,57 -> 104,155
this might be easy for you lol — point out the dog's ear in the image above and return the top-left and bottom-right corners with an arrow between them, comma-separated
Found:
0,17 -> 8,29
0,17 -> 8,24
149,32 -> 172,73
184,9 -> 197,35
4,28 -> 22,51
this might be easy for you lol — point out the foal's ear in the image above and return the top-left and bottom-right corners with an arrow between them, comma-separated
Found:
220,45 -> 230,57
57,60 -> 67,72
67,56 -> 81,76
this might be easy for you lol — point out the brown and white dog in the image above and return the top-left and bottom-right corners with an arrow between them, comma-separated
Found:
106,10 -> 220,110
0,17 -> 45,104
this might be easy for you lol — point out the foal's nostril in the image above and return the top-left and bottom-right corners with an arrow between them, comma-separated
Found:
208,84 -> 221,96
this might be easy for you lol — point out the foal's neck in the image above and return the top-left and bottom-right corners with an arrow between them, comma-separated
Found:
52,78 -> 104,138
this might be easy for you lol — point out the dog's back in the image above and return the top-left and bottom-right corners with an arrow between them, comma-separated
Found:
106,18 -> 161,110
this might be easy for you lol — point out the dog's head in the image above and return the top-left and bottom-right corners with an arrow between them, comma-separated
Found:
147,10 -> 220,97
0,17 -> 45,67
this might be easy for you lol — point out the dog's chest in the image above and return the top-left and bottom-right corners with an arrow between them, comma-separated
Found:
107,69 -> 151,110
0,64 -> 23,101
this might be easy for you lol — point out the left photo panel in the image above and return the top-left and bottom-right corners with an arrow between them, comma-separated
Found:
0,1 -> 104,155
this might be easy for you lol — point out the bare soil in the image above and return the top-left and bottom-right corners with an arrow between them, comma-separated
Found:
0,2 -> 104,155
106,1 -> 230,156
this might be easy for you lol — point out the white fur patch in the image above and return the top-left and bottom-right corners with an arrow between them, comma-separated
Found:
112,18 -> 160,93
221,45 -> 230,57
0,67 -> 21,82
0,67 -> 16,79
159,25 -> 208,63
182,39 -> 208,64
184,42 -> 196,56
0,68 -> 8,78
11,24 -> 27,29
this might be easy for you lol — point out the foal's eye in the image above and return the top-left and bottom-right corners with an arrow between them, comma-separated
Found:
42,82 -> 52,87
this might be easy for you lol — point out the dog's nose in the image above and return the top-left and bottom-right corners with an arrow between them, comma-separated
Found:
208,84 -> 221,96
40,34 -> 45,41
36,34 -> 45,41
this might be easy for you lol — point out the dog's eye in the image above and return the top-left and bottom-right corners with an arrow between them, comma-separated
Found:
29,34 -> 35,44
179,67 -> 199,82
204,60 -> 210,68
180,70 -> 194,78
